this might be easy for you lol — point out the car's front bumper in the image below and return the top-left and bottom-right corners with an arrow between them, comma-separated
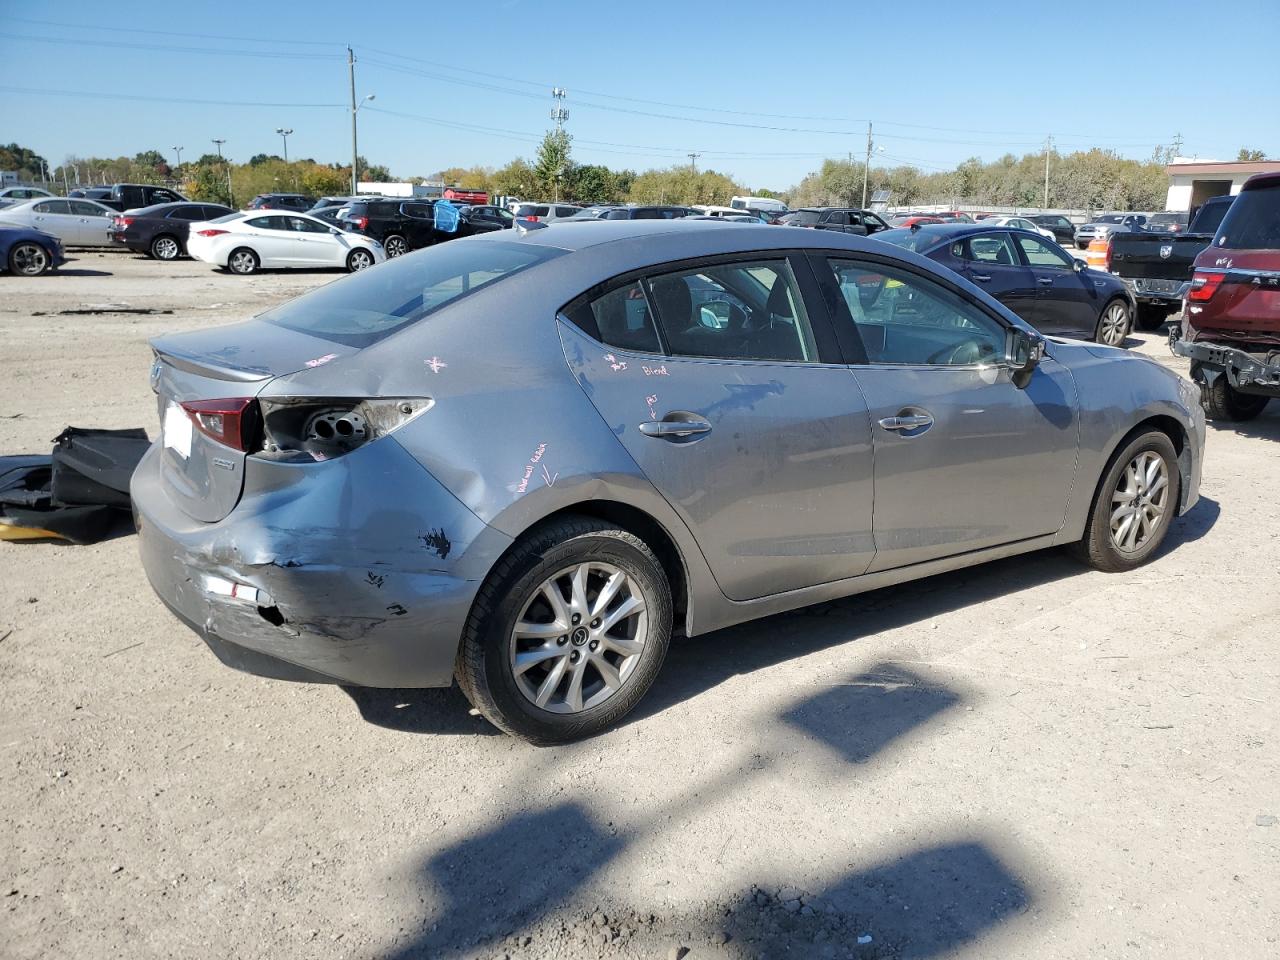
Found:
131,438 -> 512,687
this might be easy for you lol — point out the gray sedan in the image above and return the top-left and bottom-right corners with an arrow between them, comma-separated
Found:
0,197 -> 116,246
132,221 -> 1204,742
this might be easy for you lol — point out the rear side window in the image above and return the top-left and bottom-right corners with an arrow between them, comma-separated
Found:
1215,182 -> 1280,250
168,206 -> 205,220
648,259 -> 817,363
781,210 -> 821,226
577,281 -> 663,354
262,240 -> 566,346
402,203 -> 434,220
962,233 -> 1018,264
555,206 -> 579,217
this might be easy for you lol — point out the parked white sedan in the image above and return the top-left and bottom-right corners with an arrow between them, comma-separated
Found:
979,215 -> 1057,241
0,197 -> 116,246
186,211 -> 385,274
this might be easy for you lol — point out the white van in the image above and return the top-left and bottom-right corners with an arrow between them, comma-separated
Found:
730,195 -> 787,214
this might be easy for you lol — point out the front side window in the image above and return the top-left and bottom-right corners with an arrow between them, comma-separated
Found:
826,258 -> 1005,366
70,201 -> 108,216
1016,235 -> 1071,267
647,259 -> 818,363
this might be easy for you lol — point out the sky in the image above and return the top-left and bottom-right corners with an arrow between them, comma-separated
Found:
2,0 -> 1277,190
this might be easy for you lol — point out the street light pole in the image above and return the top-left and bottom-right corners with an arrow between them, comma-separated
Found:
349,47 -> 359,194
275,128 -> 293,164
861,122 -> 873,210
172,145 -> 184,168
212,138 -> 232,208
1043,135 -> 1053,210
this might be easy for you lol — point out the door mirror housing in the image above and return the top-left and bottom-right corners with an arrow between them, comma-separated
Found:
1072,258 -> 1086,272
1006,327 -> 1045,389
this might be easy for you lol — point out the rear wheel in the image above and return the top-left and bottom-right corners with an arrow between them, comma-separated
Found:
1095,299 -> 1130,347
8,241 -> 50,276
227,247 -> 258,275
1202,376 -> 1270,422
456,516 -> 672,744
1070,430 -> 1179,572
1135,303 -> 1171,331
150,234 -> 181,260
383,234 -> 409,258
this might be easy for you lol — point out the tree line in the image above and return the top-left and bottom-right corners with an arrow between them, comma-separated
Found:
2,138 -> 1272,212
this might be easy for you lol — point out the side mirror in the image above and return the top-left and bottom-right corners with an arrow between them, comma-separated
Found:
1072,258 -> 1086,272
1007,327 -> 1045,389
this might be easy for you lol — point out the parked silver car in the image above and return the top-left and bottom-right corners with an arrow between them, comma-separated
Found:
1074,213 -> 1148,249
133,221 -> 1204,742
0,197 -> 116,246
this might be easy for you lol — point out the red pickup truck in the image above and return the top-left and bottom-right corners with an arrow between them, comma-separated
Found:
1171,171 -> 1280,421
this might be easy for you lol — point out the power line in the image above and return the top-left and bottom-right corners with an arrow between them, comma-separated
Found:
0,85 -> 345,108
2,15 -> 340,46
0,31 -> 335,60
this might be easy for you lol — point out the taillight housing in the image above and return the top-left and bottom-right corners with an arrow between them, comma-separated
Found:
257,397 -> 432,462
1188,270 -> 1226,302
1104,238 -> 1114,272
195,228 -> 229,237
180,398 -> 258,451
351,216 -> 369,229
523,215 -> 540,222
115,216 -> 135,229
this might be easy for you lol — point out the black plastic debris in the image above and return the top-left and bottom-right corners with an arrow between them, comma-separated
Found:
1,428 -> 150,544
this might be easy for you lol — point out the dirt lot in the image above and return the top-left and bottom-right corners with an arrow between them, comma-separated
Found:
2,250 -> 1278,960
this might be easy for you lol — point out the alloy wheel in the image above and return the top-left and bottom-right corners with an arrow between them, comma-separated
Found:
509,561 -> 648,714
153,236 -> 180,260
384,236 -> 408,257
348,250 -> 374,271
229,250 -> 256,274
11,243 -> 48,276
1110,451 -> 1169,553
1098,302 -> 1128,346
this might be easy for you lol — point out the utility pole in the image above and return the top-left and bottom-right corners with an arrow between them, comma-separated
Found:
212,139 -> 232,207
172,145 -> 184,168
349,47 -> 359,194
1043,135 -> 1052,210
1171,131 -> 1184,157
276,127 -> 293,164
687,152 -> 700,174
861,122 -> 873,209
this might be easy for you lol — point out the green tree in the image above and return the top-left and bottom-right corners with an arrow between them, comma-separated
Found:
133,150 -> 166,169
533,129 -> 573,199
492,158 -> 537,198
627,166 -> 742,205
567,163 -> 618,203
1237,147 -> 1266,161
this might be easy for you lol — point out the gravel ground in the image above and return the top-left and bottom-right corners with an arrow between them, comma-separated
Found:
2,250 -> 1278,960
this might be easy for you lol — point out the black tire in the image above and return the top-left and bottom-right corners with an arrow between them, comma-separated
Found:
150,234 -> 182,261
346,248 -> 375,272
1069,430 -> 1180,572
8,241 -> 51,276
383,234 -> 410,258
1134,303 -> 1171,331
227,247 -> 259,275
456,516 -> 672,744
1202,376 -> 1270,422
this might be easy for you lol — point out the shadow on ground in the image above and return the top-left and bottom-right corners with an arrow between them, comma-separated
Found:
342,683 -> 499,737
1209,404 -> 1280,445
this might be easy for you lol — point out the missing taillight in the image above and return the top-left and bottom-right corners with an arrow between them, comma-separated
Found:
1188,271 -> 1226,302
256,397 -> 432,462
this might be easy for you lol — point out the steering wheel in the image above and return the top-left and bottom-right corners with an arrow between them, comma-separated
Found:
925,340 -> 986,366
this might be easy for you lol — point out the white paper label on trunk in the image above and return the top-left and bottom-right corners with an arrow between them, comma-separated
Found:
163,403 -> 192,459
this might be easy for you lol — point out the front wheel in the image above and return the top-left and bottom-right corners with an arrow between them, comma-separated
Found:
1070,430 -> 1180,572
1095,299 -> 1130,347
227,247 -> 259,275
8,241 -> 51,276
1202,376 -> 1270,422
346,248 -> 375,272
456,517 -> 672,744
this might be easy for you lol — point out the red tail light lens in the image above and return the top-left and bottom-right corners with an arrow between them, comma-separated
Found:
1188,271 -> 1226,302
351,215 -> 368,229
195,228 -> 229,237
180,398 -> 257,451
115,216 -> 135,229
1104,238 -> 1113,272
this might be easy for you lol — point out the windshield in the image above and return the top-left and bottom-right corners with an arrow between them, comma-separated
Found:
1215,181 -> 1280,250
261,239 -> 566,346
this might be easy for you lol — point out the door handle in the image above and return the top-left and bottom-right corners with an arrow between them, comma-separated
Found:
639,417 -> 712,439
970,273 -> 991,282
1037,277 -> 1053,285
878,414 -> 934,432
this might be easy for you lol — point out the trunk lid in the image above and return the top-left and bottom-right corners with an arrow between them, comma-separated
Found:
1110,233 -> 1211,281
150,319 -> 360,522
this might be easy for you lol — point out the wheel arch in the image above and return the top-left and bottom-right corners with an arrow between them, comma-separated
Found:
1087,414 -> 1193,525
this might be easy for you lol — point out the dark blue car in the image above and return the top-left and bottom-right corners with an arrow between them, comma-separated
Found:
1,226 -> 65,276
875,223 -> 1135,347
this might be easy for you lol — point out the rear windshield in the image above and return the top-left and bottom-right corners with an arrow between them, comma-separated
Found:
261,240 -> 566,346
210,212 -> 248,224
873,227 -> 943,252
1214,182 -> 1280,250
780,210 -> 821,225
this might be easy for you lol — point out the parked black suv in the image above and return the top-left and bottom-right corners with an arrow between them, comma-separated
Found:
1028,214 -> 1076,245
457,204 -> 514,235
247,193 -> 314,212
778,207 -> 890,235
338,198 -> 442,256
108,201 -> 234,259
69,183 -> 187,213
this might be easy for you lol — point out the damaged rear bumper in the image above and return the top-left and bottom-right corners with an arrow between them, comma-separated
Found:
1171,332 -> 1280,397
131,438 -> 513,687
